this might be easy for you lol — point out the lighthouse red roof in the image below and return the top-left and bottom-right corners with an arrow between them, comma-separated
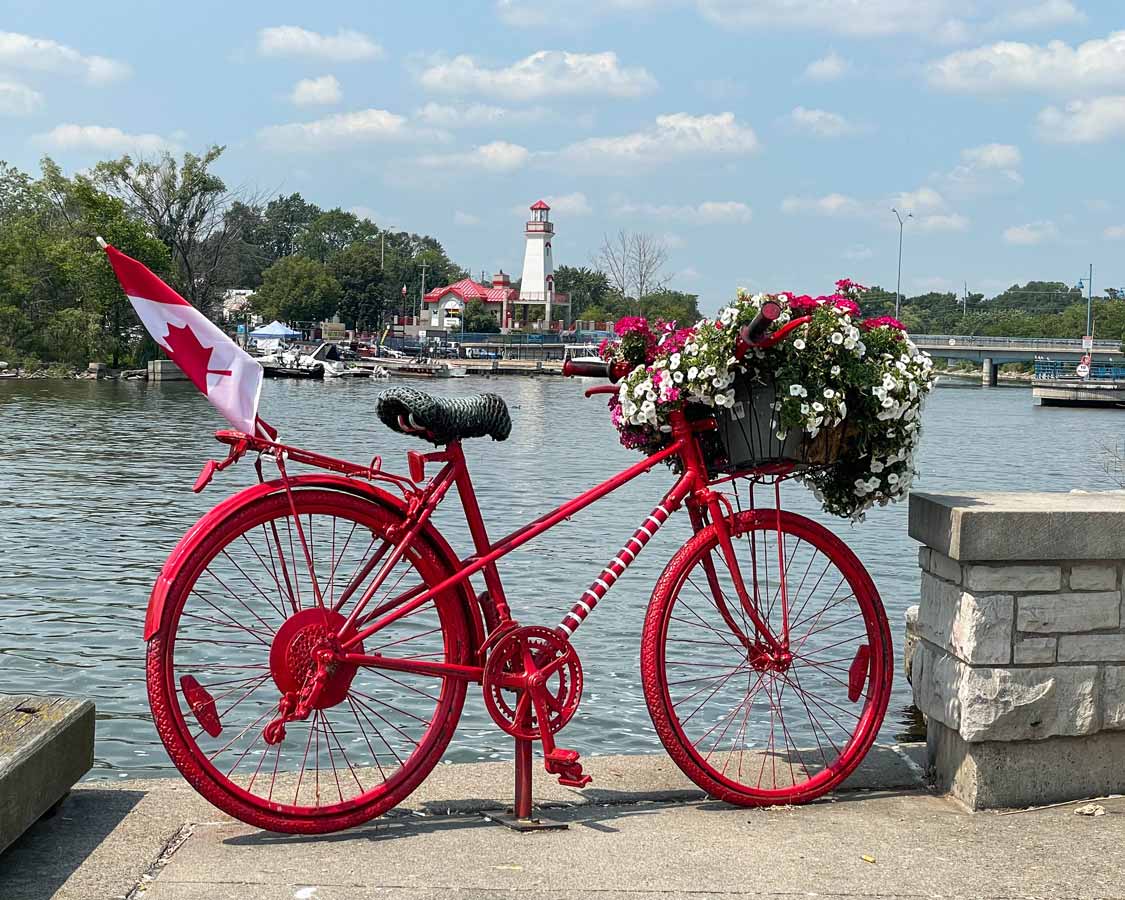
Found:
530,200 -> 550,210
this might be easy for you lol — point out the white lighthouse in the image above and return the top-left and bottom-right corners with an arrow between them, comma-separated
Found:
518,200 -> 555,327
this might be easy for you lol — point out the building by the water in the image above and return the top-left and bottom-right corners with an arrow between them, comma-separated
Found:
421,200 -> 571,332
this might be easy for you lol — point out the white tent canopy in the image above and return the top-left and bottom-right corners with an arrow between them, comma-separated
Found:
249,320 -> 301,338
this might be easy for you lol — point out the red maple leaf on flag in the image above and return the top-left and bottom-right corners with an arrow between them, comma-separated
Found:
164,323 -> 232,395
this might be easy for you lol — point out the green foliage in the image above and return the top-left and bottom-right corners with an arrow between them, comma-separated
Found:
253,256 -> 341,325
639,290 -> 702,326
0,158 -> 169,368
555,265 -> 611,318
328,242 -> 385,332
463,299 -> 499,333
0,153 -> 471,369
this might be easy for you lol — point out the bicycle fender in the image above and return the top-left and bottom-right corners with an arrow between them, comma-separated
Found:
143,474 -> 485,650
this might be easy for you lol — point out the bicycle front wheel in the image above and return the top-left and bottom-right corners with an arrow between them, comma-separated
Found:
147,488 -> 472,833
641,509 -> 891,806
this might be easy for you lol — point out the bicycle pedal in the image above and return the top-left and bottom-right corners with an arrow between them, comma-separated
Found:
545,748 -> 592,788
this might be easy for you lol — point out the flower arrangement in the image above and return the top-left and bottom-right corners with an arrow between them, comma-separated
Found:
600,280 -> 937,520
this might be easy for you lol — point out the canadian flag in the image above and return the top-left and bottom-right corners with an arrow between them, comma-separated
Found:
100,239 -> 269,436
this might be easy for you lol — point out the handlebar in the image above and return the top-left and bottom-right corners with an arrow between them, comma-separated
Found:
562,358 -> 631,382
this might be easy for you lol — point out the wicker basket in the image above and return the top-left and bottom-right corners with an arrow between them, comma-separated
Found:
708,374 -> 851,475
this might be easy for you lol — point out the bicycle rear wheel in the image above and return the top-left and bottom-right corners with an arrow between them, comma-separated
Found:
147,488 -> 472,833
641,508 -> 891,806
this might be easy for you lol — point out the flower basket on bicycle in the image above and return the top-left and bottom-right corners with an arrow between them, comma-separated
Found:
708,373 -> 854,476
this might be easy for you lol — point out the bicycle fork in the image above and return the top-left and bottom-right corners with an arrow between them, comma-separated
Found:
689,486 -> 790,665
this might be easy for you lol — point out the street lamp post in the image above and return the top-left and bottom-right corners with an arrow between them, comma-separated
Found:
1077,263 -> 1094,338
891,207 -> 913,319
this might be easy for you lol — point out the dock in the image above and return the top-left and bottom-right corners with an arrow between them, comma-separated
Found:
1034,379 -> 1125,407
0,694 -> 94,856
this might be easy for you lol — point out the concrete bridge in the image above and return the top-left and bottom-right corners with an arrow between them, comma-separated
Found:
913,334 -> 1124,385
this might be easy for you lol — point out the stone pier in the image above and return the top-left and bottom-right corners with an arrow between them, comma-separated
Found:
908,491 -> 1125,809
981,357 -> 998,386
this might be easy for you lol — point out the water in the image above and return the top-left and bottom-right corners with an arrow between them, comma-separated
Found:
1,375 -> 1121,780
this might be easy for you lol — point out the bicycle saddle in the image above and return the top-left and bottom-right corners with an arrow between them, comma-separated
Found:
376,387 -> 512,446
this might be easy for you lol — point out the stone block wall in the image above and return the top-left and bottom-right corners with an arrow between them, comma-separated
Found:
908,492 -> 1125,809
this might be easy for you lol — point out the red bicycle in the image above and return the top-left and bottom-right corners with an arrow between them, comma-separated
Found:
145,309 -> 892,833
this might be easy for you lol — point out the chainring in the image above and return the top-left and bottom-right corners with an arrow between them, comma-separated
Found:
482,625 -> 583,740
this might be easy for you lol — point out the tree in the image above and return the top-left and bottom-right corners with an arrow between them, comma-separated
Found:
253,256 -> 341,326
261,193 -> 319,261
92,146 -> 246,317
554,265 -> 610,319
462,299 -> 499,333
2,159 -> 168,367
299,208 -> 377,261
593,230 -> 669,313
328,242 -> 384,332
639,290 -> 702,326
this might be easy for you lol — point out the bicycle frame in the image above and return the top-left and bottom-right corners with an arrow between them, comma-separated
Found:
205,405 -> 788,690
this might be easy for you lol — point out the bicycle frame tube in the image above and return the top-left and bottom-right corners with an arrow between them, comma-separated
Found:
338,431 -> 691,652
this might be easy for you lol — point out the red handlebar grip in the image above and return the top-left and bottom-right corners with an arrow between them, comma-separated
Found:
563,359 -> 611,378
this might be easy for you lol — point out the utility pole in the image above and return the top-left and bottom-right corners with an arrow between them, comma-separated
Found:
892,208 -> 913,319
418,260 -> 429,323
962,281 -> 968,318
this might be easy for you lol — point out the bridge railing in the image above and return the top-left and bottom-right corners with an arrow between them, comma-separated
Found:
913,334 -> 1120,351
1034,360 -> 1125,381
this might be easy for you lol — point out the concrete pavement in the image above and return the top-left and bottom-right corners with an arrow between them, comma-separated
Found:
3,747 -> 1124,899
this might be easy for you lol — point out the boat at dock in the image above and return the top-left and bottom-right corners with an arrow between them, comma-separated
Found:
380,359 -> 467,378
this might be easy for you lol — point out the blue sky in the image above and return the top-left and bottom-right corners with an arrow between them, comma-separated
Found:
3,0 -> 1124,314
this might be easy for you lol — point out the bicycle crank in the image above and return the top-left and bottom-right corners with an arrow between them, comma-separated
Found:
482,625 -> 583,739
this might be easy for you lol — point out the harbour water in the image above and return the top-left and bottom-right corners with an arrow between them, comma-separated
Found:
2,375 -> 1122,779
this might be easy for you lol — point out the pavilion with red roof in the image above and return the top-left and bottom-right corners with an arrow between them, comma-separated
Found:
421,200 -> 570,332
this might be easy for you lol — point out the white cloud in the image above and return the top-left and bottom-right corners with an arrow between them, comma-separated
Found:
258,26 -> 382,61
781,193 -> 865,217
890,186 -> 946,212
419,50 -> 656,100
259,109 -> 418,150
961,142 -> 1021,169
945,143 -> 1023,191
986,0 -> 1084,31
915,213 -> 970,232
0,80 -> 44,115
543,192 -> 592,216
1003,220 -> 1058,245
454,210 -> 481,226
697,0 -> 958,37
789,106 -> 857,137
414,102 -> 548,127
290,75 -> 341,106
842,244 -> 873,260
614,198 -> 752,224
419,141 -> 530,172
558,112 -> 758,171
914,276 -> 956,292
36,123 -> 175,155
804,51 -> 849,81
0,31 -> 129,84
497,0 -> 1082,37
495,0 -> 673,26
699,0 -> 1084,38
1105,225 -> 1125,240
929,31 -> 1125,94
1037,96 -> 1125,144
349,206 -> 383,223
